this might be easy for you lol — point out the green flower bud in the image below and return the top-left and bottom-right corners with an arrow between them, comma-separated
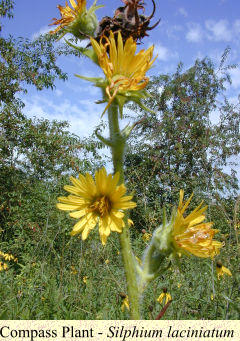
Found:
50,0 -> 103,40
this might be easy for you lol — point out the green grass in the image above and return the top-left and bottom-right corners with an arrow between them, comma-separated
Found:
0,181 -> 239,319
0,225 -> 239,319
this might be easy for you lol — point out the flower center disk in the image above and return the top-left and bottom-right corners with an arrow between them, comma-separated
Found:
89,196 -> 111,217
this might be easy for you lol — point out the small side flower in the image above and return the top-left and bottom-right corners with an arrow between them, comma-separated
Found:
157,288 -> 172,305
172,190 -> 223,258
216,261 -> 232,280
50,0 -> 102,39
138,190 -> 223,292
121,295 -> 130,312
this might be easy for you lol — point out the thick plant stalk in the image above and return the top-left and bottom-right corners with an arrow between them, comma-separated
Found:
108,103 -> 141,319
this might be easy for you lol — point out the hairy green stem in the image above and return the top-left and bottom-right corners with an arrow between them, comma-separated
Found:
108,103 -> 140,319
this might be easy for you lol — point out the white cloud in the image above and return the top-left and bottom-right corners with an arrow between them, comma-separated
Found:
31,26 -> 51,40
229,68 -> 240,89
178,7 -> 188,17
233,20 -> 240,35
186,24 -> 203,43
157,86 -> 164,95
195,50 -> 205,60
166,24 -> 183,39
209,108 -> 221,125
55,89 -> 63,97
64,33 -> 89,47
234,19 -> 240,30
205,19 -> 232,41
153,43 -> 178,61
154,44 -> 169,61
185,19 -> 240,45
228,95 -> 240,105
23,94 -> 102,138
22,92 -> 135,172
207,48 -> 225,64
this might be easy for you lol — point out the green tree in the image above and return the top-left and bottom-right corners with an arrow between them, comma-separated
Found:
125,54 -> 240,231
0,0 -> 103,246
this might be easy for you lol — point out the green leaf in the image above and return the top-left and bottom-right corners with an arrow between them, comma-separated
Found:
74,74 -> 106,87
64,39 -> 99,64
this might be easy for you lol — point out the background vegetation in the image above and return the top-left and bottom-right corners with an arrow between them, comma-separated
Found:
0,1 -> 239,319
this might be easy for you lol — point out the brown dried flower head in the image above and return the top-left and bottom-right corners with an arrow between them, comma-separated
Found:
95,0 -> 160,45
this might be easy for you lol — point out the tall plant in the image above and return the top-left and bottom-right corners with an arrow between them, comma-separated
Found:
51,0 -> 228,319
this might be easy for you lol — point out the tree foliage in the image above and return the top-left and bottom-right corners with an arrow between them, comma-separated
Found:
125,55 -> 240,231
0,0 -> 14,22
0,0 -> 103,245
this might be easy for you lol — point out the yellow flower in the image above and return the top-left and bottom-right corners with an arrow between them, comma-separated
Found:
70,265 -> 78,275
50,0 -> 86,34
121,296 -> 130,312
177,283 -> 181,288
89,31 -> 157,116
211,294 -> 214,300
105,259 -> 110,264
17,290 -> 22,299
128,219 -> 134,227
157,289 -> 172,305
142,232 -> 152,242
235,221 -> 240,229
0,262 -> 5,271
3,253 -> 11,261
216,262 -> 232,280
57,167 -> 136,245
50,0 -> 100,38
83,276 -> 88,283
172,190 -> 223,258
0,251 -> 18,263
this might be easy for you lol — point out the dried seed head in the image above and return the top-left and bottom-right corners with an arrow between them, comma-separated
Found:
94,0 -> 160,45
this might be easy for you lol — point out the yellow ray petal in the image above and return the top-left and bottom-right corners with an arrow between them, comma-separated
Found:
57,203 -> 80,211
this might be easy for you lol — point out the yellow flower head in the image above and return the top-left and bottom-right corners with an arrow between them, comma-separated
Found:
142,232 -> 152,242
57,167 -> 136,245
235,221 -> 240,229
0,250 -> 17,271
70,265 -> 78,275
88,31 -> 157,116
157,288 -> 172,305
0,262 -> 8,271
121,295 -> 130,312
172,190 -> 223,258
50,0 -> 100,38
216,261 -> 232,280
50,0 -> 86,34
83,276 -> 88,283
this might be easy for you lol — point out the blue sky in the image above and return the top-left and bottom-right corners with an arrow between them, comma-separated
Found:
2,0 -> 240,177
